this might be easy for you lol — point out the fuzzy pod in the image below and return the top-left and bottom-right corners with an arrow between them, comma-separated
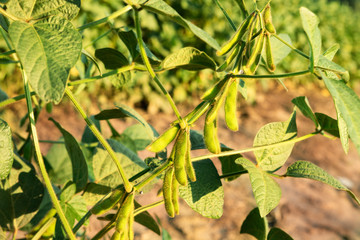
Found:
263,4 -> 276,34
163,167 -> 175,217
184,129 -> 196,182
225,79 -> 239,131
114,193 -> 134,238
174,129 -> 188,186
245,30 -> 265,71
204,112 -> 221,154
146,125 -> 180,152
265,33 -> 276,72
171,170 -> 180,215
201,77 -> 228,101
91,188 -> 124,215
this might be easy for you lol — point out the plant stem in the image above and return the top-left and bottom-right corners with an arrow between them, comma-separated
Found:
0,92 -> 36,108
192,132 -> 319,162
0,49 -> 15,56
77,5 -> 132,31
134,161 -> 172,191
212,0 -> 236,31
219,170 -> 248,179
273,34 -> 309,59
31,218 -> 56,240
231,69 -> 310,79
0,27 -> 13,50
22,72 -> 76,240
134,10 -> 183,121
134,200 -> 164,216
65,88 -> 133,193
0,7 -> 21,22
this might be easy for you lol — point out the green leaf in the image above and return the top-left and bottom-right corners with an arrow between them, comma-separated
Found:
123,124 -> 153,151
134,201 -> 161,235
94,109 -> 128,120
5,0 -> 81,20
117,27 -> 139,61
285,161 -> 360,205
316,55 -> 348,81
240,208 -> 267,240
189,130 -> 206,150
110,71 -> 133,89
82,183 -> 111,206
60,182 -> 76,203
322,73 -> 360,154
95,48 -> 129,69
0,119 -> 13,180
253,111 -> 297,171
179,159 -> 224,219
300,7 -> 321,70
9,16 -> 82,103
0,157 -> 44,230
162,228 -> 172,240
0,88 -> 8,102
236,158 -> 281,217
161,47 -> 216,71
291,96 -> 318,127
323,43 -> 339,60
61,195 -> 87,227
315,112 -> 339,137
50,118 -> 88,192
92,139 -> 148,188
267,228 -> 293,240
141,0 -> 220,50
337,108 -> 349,154
219,149 -> 246,182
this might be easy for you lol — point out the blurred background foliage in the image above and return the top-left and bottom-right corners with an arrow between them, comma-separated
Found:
0,0 -> 359,113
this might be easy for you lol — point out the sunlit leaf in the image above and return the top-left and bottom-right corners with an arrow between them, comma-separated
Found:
0,119 -> 13,180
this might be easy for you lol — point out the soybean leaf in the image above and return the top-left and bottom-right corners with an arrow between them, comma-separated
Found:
0,157 -> 44,230
162,229 -> 172,240
123,124 -> 153,151
321,73 -> 360,154
60,181 -> 76,203
0,88 -> 8,102
179,159 -> 224,219
134,201 -> 161,235
285,161 -> 360,205
61,195 -> 87,227
94,109 -> 128,120
190,130 -> 206,150
92,139 -> 148,188
236,158 -> 281,217
337,107 -> 349,154
50,118 -> 88,192
141,0 -> 220,50
81,49 -> 102,76
316,55 -> 349,81
219,150 -> 246,182
9,16 -> 82,103
82,183 -> 112,206
267,228 -> 293,240
253,111 -> 297,171
0,13 -> 9,32
95,48 -> 129,69
323,43 -> 339,60
315,113 -> 339,137
161,47 -> 216,71
300,7 -> 321,70
111,71 -> 133,89
0,119 -> 13,180
292,96 -> 318,127
240,208 -> 267,240
5,0 -> 81,20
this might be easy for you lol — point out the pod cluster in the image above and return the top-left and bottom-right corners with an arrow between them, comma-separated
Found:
111,193 -> 135,240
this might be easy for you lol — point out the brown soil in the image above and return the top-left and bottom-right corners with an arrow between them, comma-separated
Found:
5,83 -> 360,240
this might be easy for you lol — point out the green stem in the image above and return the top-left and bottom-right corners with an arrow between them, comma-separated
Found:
134,10 -> 183,121
273,34 -> 309,59
231,69 -> 310,79
219,170 -> 248,179
192,132 -> 319,162
68,64 -> 146,86
22,72 -> 76,240
65,88 -> 133,192
83,29 -> 112,49
77,5 -> 132,31
234,0 -> 248,17
0,49 -> 15,56
0,27 -> 13,50
91,218 -> 116,240
134,200 -> 164,216
39,140 -> 99,148
134,161 -> 172,191
0,7 -> 21,22
0,92 -> 36,108
212,0 -> 236,31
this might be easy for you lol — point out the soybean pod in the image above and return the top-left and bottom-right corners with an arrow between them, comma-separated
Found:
217,43 -> 242,72
163,167 -> 175,217
184,128 -> 196,182
244,30 -> 265,74
216,12 -> 257,56
174,128 -> 188,186
204,110 -> 221,154
201,77 -> 228,101
146,125 -> 180,152
171,170 -> 180,215
113,193 -> 134,240
263,4 -> 276,34
91,188 -> 124,215
225,78 -> 239,131
265,32 -> 276,72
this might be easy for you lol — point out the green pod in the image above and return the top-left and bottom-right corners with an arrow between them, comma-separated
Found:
217,12 -> 256,56
174,129 -> 188,186
42,218 -> 56,238
163,167 -> 175,217
171,170 -> 180,215
91,188 -> 124,215
265,33 -> 276,72
205,79 -> 233,124
184,130 -> 196,182
225,79 -> 239,131
146,125 -> 180,152
245,30 -> 265,70
217,43 -> 242,72
30,208 -> 57,233
201,77 -> 228,101
114,193 -> 134,238
204,113 -> 221,154
111,231 -> 121,240
128,201 -> 134,240
263,4 -> 276,34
